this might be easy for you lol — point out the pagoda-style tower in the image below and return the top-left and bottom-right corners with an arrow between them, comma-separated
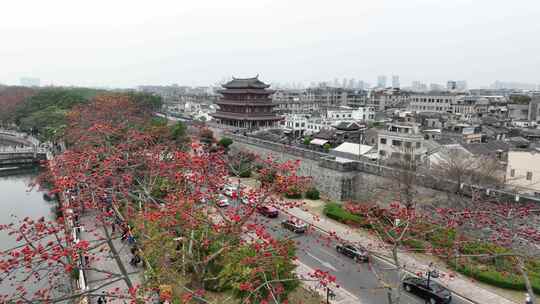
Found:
211,76 -> 281,129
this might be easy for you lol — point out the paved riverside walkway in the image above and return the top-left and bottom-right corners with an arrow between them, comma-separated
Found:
79,212 -> 143,304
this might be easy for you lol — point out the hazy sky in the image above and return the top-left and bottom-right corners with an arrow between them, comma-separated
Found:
1,0 -> 539,88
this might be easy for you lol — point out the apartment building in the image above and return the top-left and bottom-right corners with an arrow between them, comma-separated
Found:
377,122 -> 427,163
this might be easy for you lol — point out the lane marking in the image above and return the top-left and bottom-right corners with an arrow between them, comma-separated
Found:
306,252 -> 338,271
319,247 -> 342,260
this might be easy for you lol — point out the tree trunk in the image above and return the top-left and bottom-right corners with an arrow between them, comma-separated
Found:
391,245 -> 401,304
386,288 -> 394,304
517,256 -> 536,303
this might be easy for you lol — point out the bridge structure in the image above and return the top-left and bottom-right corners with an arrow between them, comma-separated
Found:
0,129 -> 48,167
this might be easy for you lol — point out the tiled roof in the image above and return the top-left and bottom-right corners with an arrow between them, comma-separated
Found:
222,76 -> 270,89
314,129 -> 336,140
462,141 -> 509,156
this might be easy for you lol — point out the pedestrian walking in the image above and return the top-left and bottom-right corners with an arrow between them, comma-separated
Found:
111,222 -> 116,234
97,291 -> 108,304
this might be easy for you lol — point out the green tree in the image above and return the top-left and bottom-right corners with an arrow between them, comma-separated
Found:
169,121 -> 190,149
509,95 -> 531,104
218,137 -> 233,149
200,128 -> 214,146
303,137 -> 311,145
124,91 -> 163,111
323,143 -> 331,152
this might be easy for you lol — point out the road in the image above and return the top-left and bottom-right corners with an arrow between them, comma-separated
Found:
224,196 -> 474,304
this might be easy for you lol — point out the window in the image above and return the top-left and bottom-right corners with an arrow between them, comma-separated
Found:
404,142 -> 412,148
416,142 -> 421,148
379,150 -> 386,156
527,172 -> 533,181
392,140 -> 402,146
380,138 -> 387,144
510,169 -> 515,177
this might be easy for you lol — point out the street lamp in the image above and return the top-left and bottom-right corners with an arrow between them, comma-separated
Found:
426,262 -> 439,288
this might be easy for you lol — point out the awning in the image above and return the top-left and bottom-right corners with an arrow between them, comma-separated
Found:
310,139 -> 328,146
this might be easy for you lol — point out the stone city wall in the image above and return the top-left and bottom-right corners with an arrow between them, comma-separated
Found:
225,133 -> 540,204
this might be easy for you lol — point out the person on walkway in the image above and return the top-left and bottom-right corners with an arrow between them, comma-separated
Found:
127,233 -> 135,245
525,293 -> 533,304
98,291 -> 108,304
129,254 -> 141,266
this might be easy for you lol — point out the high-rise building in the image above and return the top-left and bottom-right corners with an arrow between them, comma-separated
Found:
392,75 -> 400,89
20,77 -> 40,87
431,83 -> 445,91
348,78 -> 356,89
377,75 -> 387,88
357,80 -> 366,90
447,81 -> 457,90
411,81 -> 428,92
456,81 -> 468,91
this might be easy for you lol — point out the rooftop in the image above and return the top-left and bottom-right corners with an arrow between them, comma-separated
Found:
462,141 -> 510,156
222,76 -> 271,89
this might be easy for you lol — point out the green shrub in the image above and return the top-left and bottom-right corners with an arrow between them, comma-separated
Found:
324,202 -> 363,224
402,238 -> 426,251
218,137 -> 233,149
450,262 -> 540,294
461,241 -> 508,255
285,188 -> 303,199
239,169 -> 252,178
323,143 -> 331,152
426,228 -> 456,249
305,187 -> 320,200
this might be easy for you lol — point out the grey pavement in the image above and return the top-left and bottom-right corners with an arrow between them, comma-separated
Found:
79,212 -> 143,304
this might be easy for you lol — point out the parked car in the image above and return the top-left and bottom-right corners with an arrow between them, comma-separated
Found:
257,205 -> 279,218
402,277 -> 452,304
335,243 -> 369,262
216,195 -> 230,208
223,185 -> 238,197
241,196 -> 256,205
281,219 -> 307,233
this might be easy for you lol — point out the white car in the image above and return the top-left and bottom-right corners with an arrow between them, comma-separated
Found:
216,195 -> 230,208
223,185 -> 238,197
241,196 -> 256,205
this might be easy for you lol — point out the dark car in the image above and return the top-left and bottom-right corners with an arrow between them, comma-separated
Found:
257,206 -> 279,218
335,243 -> 369,262
402,277 -> 452,304
281,220 -> 307,233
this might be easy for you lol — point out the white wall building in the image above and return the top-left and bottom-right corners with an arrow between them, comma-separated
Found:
506,150 -> 540,195
408,94 -> 458,113
377,122 -> 427,163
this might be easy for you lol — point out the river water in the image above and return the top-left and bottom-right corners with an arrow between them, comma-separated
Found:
0,167 -> 69,301
0,169 -> 54,247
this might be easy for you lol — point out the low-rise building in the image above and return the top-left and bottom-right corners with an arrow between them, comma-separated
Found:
408,93 -> 458,113
377,122 -> 427,163
506,149 -> 540,196
330,142 -> 376,161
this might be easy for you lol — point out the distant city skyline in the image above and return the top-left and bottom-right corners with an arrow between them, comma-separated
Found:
1,0 -> 539,88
